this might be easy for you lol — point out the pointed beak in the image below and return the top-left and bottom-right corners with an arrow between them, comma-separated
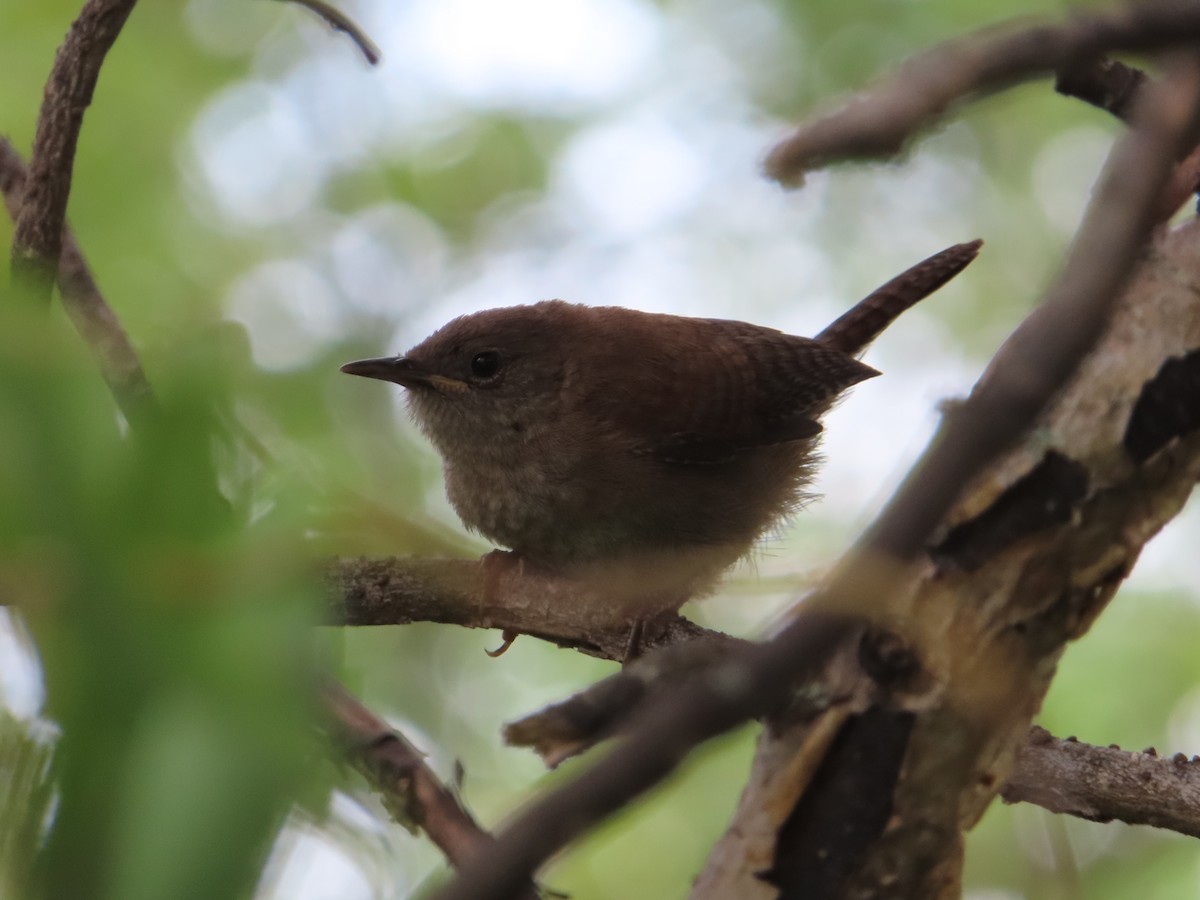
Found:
340,356 -> 431,389
340,356 -> 468,394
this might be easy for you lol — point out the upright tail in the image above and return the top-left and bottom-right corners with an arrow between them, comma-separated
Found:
816,239 -> 983,355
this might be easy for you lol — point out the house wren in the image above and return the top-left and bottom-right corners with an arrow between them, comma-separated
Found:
341,241 -> 980,613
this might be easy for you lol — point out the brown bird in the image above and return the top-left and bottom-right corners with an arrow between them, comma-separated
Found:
342,241 -> 980,629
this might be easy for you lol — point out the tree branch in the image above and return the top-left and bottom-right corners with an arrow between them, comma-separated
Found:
1002,728 -> 1200,838
322,685 -> 542,899
504,635 -> 757,768
10,0 -> 138,301
430,50 -> 1200,900
278,0 -> 381,66
698,58 -> 1200,900
0,138 -> 156,428
327,556 -> 730,662
1055,57 -> 1149,123
1053,56 -> 1200,222
856,53 -> 1200,562
509,653 -> 1200,845
765,1 -> 1200,186
322,683 -> 497,867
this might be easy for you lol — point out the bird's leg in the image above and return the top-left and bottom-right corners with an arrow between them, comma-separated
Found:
621,608 -> 679,666
480,549 -> 525,657
623,618 -> 646,664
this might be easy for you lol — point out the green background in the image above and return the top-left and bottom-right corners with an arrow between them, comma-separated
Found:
1,1 -> 1198,897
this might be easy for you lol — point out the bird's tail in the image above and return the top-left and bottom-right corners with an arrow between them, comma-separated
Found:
816,239 -> 983,355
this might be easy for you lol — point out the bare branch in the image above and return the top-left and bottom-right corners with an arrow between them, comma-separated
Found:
327,556 -> 729,662
0,138 -> 156,428
322,682 -> 538,900
10,0 -> 138,300
504,637 -> 753,768
1053,57 -> 1200,222
1002,728 -> 1200,838
1055,57 -> 1149,123
279,0 -> 381,66
433,610 -> 868,900
766,2 -> 1200,185
508,651 -> 1200,845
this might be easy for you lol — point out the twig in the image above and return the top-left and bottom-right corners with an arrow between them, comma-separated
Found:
279,0 -> 381,66
429,50 -> 1200,900
504,637 -> 753,768
1052,56 -> 1200,222
1055,57 -> 1149,123
10,0 -> 138,300
505,629 -> 912,774
1002,728 -> 1200,838
322,682 -> 538,897
765,2 -> 1200,185
0,138 -> 156,429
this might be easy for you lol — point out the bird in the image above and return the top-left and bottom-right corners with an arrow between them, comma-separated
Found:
341,241 -> 981,644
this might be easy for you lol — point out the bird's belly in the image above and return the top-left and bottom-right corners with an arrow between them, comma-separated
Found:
446,458 -> 566,556
443,443 -> 809,575
444,456 -> 627,563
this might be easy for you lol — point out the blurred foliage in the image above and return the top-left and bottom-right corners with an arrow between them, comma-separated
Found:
0,707 -> 54,898
0,0 -> 1198,899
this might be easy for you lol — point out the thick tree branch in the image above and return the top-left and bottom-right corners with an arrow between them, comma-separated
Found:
431,51 -> 1200,900
1002,728 -> 1200,838
435,610 -> 866,900
766,1 -> 1200,186
698,60 -> 1200,900
1055,57 -> 1149,123
1054,57 -> 1200,221
0,138 -> 156,428
10,0 -> 138,301
857,54 -> 1200,561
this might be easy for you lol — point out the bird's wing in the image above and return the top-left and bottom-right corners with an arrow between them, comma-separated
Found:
584,317 -> 878,465
643,414 -> 824,465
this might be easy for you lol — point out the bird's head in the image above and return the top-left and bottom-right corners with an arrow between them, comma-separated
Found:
341,301 -> 582,459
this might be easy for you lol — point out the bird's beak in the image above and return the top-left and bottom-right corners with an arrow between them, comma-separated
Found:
340,356 -> 466,394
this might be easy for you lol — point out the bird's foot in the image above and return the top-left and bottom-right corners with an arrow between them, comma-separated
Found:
486,629 -> 519,658
480,549 -> 525,657
622,611 -> 675,666
623,619 -> 645,664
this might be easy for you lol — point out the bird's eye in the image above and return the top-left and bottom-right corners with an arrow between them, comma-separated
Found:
469,351 -> 502,380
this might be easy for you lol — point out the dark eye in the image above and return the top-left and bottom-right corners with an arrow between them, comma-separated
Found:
470,351 -> 502,380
